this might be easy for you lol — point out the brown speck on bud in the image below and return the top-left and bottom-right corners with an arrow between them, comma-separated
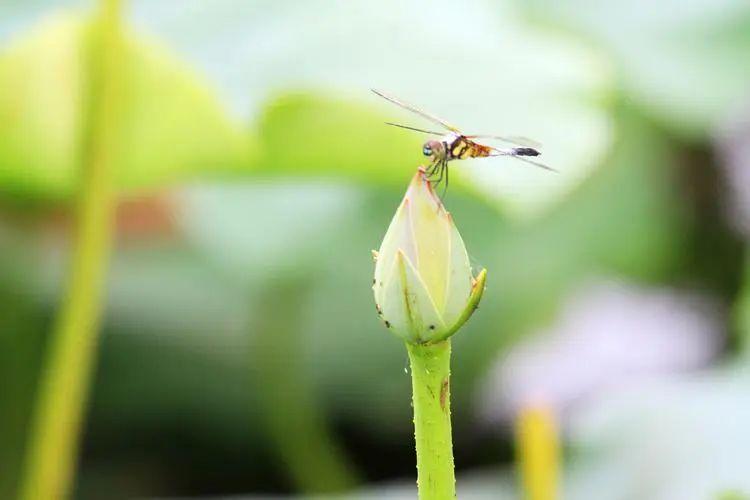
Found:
384,320 -> 391,328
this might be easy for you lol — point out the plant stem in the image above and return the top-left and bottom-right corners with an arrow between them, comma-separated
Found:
516,404 -> 560,500
407,340 -> 456,500
18,1 -> 121,499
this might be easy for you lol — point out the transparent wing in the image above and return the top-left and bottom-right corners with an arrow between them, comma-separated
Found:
509,155 -> 557,172
466,134 -> 543,149
371,89 -> 460,132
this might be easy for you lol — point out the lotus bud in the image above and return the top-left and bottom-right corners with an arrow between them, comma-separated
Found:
373,168 -> 487,344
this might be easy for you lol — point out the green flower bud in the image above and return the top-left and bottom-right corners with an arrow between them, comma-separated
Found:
373,168 -> 487,344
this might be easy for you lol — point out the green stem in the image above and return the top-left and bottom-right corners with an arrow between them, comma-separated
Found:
407,340 -> 456,500
18,2 -> 121,499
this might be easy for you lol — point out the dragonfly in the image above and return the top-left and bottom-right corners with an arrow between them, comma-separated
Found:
372,89 -> 554,194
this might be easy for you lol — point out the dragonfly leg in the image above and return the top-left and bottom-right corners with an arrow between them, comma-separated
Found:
425,159 -> 442,180
428,160 -> 445,185
425,161 -> 439,177
440,161 -> 449,201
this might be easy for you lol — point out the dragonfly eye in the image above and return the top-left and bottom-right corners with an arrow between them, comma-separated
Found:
422,146 -> 432,156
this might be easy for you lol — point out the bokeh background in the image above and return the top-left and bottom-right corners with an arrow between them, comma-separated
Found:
2,0 -> 750,499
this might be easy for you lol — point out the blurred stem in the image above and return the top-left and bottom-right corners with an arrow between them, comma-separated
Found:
18,1 -> 121,499
407,340 -> 456,500
516,405 -> 560,500
253,275 -> 358,493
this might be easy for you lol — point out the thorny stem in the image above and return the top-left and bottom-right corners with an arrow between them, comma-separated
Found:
407,340 -> 456,500
18,1 -> 121,499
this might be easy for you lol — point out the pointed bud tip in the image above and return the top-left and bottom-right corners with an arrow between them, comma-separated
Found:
405,167 -> 443,211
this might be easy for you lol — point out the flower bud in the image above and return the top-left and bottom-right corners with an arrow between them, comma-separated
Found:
373,168 -> 487,344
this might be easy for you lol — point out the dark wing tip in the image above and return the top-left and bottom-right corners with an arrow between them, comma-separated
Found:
513,147 -> 541,157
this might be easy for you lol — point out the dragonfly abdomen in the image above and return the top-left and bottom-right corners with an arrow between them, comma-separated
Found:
449,137 -> 491,160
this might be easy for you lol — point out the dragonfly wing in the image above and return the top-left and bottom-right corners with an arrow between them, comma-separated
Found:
511,155 -> 557,172
466,134 -> 543,149
385,122 -> 442,135
371,89 -> 461,132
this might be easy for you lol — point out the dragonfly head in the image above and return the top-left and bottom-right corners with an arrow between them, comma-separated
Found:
423,140 -> 445,160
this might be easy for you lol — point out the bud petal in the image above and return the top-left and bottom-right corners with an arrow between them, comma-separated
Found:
373,168 -> 487,344
407,176 -> 451,311
379,250 -> 446,343
432,268 -> 487,343
442,218 -> 473,327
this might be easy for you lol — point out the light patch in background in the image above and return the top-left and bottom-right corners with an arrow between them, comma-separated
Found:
478,279 -> 724,424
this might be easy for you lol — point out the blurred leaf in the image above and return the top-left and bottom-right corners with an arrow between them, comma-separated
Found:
256,92 -> 423,187
523,0 -> 750,138
0,11 -> 252,201
567,366 -> 750,500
